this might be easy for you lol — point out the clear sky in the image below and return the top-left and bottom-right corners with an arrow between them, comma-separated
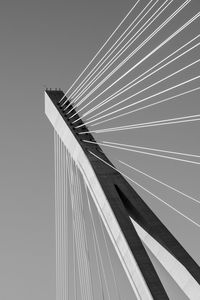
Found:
0,0 -> 200,299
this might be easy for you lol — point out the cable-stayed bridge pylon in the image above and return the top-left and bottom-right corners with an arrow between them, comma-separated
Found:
45,90 -> 200,299
45,1 -> 200,298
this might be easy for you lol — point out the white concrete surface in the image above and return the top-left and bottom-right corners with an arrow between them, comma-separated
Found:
45,91 -> 200,299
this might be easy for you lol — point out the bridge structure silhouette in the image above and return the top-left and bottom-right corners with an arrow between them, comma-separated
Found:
45,1 -> 200,299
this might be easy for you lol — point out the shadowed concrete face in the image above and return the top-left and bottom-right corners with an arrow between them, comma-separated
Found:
1,0 -> 200,299
45,90 -> 200,299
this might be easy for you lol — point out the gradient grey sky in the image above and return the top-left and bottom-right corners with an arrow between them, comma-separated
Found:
1,0 -> 200,299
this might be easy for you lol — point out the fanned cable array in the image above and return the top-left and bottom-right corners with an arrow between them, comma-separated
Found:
61,0 -> 200,232
48,0 -> 200,299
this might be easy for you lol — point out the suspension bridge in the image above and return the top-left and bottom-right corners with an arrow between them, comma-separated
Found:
45,0 -> 200,299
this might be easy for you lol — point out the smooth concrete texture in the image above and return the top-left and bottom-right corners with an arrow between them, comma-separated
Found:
131,219 -> 200,299
46,90 -> 200,299
45,91 -> 153,299
0,0 -> 200,299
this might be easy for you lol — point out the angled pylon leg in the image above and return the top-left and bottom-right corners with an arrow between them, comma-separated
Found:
45,90 -> 200,300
